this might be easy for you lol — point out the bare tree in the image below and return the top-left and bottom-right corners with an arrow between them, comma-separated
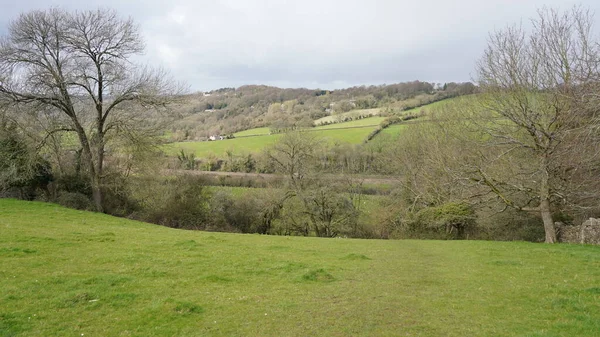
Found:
475,6 -> 600,243
0,8 -> 183,211
267,131 -> 357,237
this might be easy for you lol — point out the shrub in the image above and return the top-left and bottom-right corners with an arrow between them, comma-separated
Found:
133,176 -> 211,230
53,174 -> 92,197
393,202 -> 477,239
57,192 -> 94,211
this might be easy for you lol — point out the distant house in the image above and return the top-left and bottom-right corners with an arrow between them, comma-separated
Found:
209,135 -> 225,141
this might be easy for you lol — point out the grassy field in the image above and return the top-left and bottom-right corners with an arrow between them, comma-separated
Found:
165,99 -> 464,159
315,108 -> 381,125
314,117 -> 385,130
166,118 -> 384,158
1,199 -> 599,336
164,134 -> 282,158
233,127 -> 271,137
378,124 -> 408,138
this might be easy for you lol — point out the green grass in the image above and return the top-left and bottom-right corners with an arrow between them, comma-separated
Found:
369,98 -> 468,141
400,98 -> 458,115
2,199 -> 598,336
378,124 -> 408,138
165,119 -> 384,158
233,127 -> 271,137
232,115 -> 384,140
313,116 -> 386,130
315,108 -> 381,125
164,134 -> 282,158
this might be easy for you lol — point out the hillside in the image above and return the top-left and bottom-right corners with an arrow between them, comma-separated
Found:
1,199 -> 599,336
163,97 -> 462,162
165,116 -> 387,158
166,82 -> 476,141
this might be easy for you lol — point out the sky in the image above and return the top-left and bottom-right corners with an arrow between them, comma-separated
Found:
0,0 -> 598,91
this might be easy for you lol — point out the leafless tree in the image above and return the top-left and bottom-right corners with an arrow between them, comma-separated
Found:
475,6 -> 600,242
0,8 -> 184,211
267,131 -> 357,237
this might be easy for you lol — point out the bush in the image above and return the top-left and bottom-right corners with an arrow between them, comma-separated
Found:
133,176 -> 211,230
53,174 -> 92,197
101,173 -> 140,217
56,192 -> 94,211
393,202 -> 477,240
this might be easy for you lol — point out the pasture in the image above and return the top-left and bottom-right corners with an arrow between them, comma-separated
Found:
1,199 -> 599,336
165,117 -> 386,158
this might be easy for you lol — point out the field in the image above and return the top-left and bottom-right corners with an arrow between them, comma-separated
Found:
378,124 -> 408,138
165,98 -> 467,159
165,117 -> 386,158
165,134 -> 282,158
313,117 -> 385,130
233,127 -> 271,137
314,108 -> 381,125
1,199 -> 599,336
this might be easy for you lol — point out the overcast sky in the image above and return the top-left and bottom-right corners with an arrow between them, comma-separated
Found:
1,0 -> 599,91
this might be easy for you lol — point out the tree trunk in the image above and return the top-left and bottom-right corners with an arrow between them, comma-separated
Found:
539,198 -> 556,243
91,175 -> 103,213
94,134 -> 105,213
539,155 -> 556,243
73,123 -> 104,213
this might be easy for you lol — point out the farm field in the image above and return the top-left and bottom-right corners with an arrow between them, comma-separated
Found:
377,124 -> 408,138
165,117 -> 386,157
314,108 -> 381,125
1,199 -> 598,336
164,134 -> 282,158
233,127 -> 271,137
313,116 -> 385,130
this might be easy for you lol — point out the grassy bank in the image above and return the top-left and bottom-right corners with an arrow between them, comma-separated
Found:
1,199 -> 598,336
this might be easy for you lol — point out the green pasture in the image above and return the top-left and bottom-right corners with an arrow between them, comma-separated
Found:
165,118 -> 385,158
233,127 -> 271,137
1,199 -> 598,336
315,108 -> 381,125
313,116 -> 385,130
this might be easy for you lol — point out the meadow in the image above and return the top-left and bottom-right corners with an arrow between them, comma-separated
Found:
165,116 -> 386,158
314,109 -> 381,125
1,199 -> 599,336
164,98 -> 464,159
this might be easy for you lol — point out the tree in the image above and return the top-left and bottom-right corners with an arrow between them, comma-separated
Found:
267,132 -> 358,237
0,120 -> 52,199
0,8 -> 182,211
475,6 -> 600,243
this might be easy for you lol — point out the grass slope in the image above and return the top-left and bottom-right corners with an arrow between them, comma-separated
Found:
1,199 -> 599,336
165,134 -> 282,158
314,108 -> 381,125
166,118 -> 385,158
233,127 -> 271,137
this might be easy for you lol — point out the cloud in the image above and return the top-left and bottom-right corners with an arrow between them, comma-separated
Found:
1,0 -> 599,90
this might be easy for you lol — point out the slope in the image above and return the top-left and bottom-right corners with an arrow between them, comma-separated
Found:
1,199 -> 598,336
